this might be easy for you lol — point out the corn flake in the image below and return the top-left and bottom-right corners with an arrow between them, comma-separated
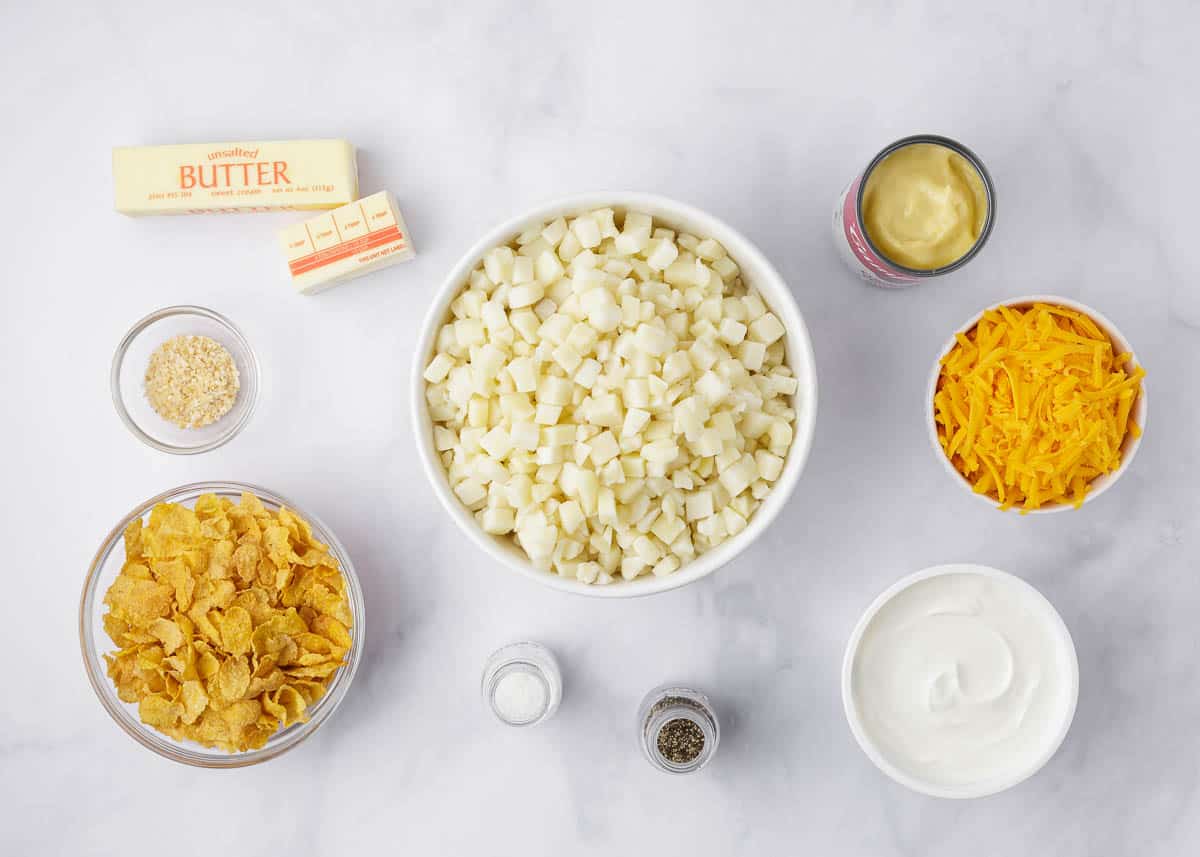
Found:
101,494 -> 353,752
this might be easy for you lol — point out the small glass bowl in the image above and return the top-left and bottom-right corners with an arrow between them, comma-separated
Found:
79,481 -> 366,767
111,306 -> 260,454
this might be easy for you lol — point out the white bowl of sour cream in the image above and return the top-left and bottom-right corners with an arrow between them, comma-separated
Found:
842,564 -> 1079,799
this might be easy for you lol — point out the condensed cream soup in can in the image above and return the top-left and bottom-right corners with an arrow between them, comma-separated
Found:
832,134 -> 995,288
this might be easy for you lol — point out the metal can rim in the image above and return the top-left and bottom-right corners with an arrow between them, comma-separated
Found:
854,134 -> 997,278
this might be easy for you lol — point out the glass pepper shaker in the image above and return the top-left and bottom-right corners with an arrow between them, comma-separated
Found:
637,684 -> 720,773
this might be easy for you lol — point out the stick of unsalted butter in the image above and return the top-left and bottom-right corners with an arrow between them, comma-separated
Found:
113,140 -> 357,215
280,191 -> 416,294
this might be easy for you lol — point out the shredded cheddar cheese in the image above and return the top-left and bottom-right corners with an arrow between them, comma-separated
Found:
933,303 -> 1145,511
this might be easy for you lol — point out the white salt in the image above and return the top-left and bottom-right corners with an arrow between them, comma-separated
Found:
492,669 -> 548,724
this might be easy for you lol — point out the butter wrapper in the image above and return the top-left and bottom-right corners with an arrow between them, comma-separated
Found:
279,191 -> 415,294
113,139 -> 357,215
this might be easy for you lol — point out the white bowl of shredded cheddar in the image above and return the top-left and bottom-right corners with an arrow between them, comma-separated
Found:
413,192 -> 818,596
927,295 -> 1146,514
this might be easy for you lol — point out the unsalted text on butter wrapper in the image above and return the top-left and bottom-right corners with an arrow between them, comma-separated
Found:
112,140 -> 358,215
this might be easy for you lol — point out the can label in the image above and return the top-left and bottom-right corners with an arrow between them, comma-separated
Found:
831,175 -> 921,288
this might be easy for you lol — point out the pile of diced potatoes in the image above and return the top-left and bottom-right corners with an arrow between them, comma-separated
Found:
423,208 -> 798,584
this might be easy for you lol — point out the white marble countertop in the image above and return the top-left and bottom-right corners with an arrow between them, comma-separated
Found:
3,1 -> 1198,854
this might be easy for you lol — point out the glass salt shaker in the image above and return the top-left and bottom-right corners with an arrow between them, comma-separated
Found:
637,684 -> 720,773
481,641 -> 562,727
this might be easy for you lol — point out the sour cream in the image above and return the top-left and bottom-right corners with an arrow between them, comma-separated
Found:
844,565 -> 1078,797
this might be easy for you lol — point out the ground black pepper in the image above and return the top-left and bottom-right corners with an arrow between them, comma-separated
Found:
656,717 -> 705,764
638,686 -> 719,773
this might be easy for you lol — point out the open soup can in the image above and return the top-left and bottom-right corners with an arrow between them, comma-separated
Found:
832,134 -> 995,288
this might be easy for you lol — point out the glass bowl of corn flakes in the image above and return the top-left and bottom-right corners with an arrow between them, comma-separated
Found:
79,481 -> 365,767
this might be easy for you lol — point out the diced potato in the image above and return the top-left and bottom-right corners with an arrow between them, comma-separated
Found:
454,478 -> 488,509
718,454 -> 759,497
542,217 -> 568,246
767,419 -> 793,452
715,445 -> 741,474
506,357 -> 537,393
509,282 -> 545,309
652,556 -> 680,577
718,318 -> 747,346
482,507 -> 515,534
620,557 -> 647,581
467,396 -> 489,429
741,292 -> 766,319
534,404 -> 562,425
577,470 -> 599,515
581,288 -> 621,332
632,535 -> 662,564
622,408 -> 651,437
542,424 -> 576,446
425,208 -> 800,582
695,238 -> 726,261
713,256 -> 740,283
594,208 -> 618,238
600,458 -> 626,486
512,256 -> 534,284
552,343 -> 583,374
479,426 -> 512,459
455,319 -> 485,348
755,450 -> 784,482
500,393 -> 534,422
568,561 -> 595,583
623,211 -> 652,234
738,340 -> 767,373
557,229 -> 582,261
535,250 -> 564,285
634,323 -> 673,357
566,322 -> 598,354
424,353 -> 454,383
588,431 -> 621,466
433,426 -> 457,452
689,339 -> 719,371
748,312 -> 785,345
646,239 -> 679,271
642,438 -> 679,465
510,422 -> 540,452
771,372 -> 799,396
685,491 -> 714,521
624,378 -> 650,409
537,376 -> 573,407
574,358 -> 602,388
533,298 -> 557,321
510,309 -> 540,343
695,371 -> 731,406
571,214 -> 602,249
484,247 -> 515,284
558,499 -> 585,534
650,513 -> 686,546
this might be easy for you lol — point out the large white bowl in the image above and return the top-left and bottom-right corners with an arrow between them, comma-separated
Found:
412,192 -> 818,597
927,294 -> 1147,514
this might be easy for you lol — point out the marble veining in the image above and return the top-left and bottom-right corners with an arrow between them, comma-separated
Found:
1,0 -> 1197,854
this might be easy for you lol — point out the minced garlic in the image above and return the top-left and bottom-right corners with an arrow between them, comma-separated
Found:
144,334 -> 240,429
934,303 -> 1145,511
